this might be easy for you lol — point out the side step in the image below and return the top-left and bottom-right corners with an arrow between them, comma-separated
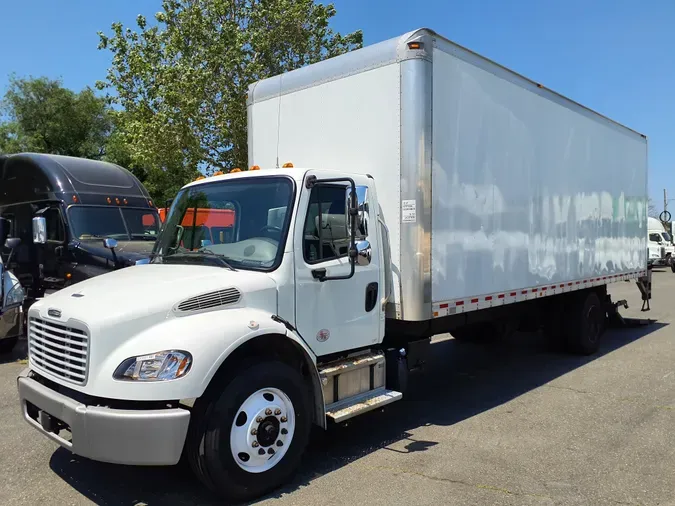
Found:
326,388 -> 402,423
319,351 -> 403,423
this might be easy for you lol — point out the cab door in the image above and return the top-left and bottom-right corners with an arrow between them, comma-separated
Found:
293,171 -> 382,357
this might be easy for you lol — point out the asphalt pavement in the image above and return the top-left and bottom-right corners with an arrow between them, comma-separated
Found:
1,271 -> 674,505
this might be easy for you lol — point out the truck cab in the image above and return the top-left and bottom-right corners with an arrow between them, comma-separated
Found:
18,166 -> 389,500
0,153 -> 161,312
647,216 -> 674,267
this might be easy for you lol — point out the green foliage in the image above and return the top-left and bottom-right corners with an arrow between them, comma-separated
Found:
96,0 -> 362,174
0,75 -> 111,159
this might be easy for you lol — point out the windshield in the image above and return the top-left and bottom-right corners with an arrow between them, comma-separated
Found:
68,206 -> 160,241
662,233 -> 672,243
152,176 -> 294,270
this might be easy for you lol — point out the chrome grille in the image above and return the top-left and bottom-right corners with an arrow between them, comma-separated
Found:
28,317 -> 89,385
176,288 -> 241,312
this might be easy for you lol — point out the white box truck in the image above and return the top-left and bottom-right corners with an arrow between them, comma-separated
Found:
17,28 -> 650,502
647,216 -> 674,267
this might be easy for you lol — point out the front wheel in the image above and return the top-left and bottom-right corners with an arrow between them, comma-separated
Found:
0,337 -> 17,354
186,361 -> 312,503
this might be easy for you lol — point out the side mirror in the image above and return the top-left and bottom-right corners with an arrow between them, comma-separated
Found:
32,216 -> 47,244
4,237 -> 20,250
355,240 -> 372,266
103,238 -> 118,250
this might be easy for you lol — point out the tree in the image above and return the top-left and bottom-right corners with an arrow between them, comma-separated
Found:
0,75 -> 112,159
96,0 -> 362,174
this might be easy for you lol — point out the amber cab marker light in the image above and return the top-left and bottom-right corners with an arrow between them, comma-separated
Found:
106,197 -> 112,204
148,200 -> 154,207
250,165 -> 260,171
65,273 -> 72,280
72,195 -> 78,203
282,162 -> 293,168
230,168 -> 242,173
123,198 -> 128,205
213,170 -> 224,176
115,198 -> 120,205
407,41 -> 423,50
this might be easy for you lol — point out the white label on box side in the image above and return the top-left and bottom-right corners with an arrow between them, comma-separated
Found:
402,200 -> 416,223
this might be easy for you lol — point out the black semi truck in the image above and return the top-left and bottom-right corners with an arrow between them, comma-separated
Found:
0,153 -> 161,351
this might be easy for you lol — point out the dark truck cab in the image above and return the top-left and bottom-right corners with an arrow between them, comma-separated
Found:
0,153 -> 160,321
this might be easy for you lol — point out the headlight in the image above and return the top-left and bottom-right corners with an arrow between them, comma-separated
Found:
5,283 -> 25,307
113,350 -> 192,381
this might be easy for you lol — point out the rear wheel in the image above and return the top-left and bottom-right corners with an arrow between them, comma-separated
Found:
564,291 -> 605,355
186,361 -> 311,503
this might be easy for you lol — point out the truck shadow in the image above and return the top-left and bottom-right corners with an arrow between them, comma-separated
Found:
48,321 -> 666,505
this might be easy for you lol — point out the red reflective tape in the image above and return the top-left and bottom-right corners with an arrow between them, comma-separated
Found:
471,298 -> 479,303
440,303 -> 449,309
498,294 -> 505,299
485,296 -> 492,301
456,301 -> 464,306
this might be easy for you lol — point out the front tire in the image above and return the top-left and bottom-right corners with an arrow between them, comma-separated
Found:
187,361 -> 312,503
0,337 -> 18,354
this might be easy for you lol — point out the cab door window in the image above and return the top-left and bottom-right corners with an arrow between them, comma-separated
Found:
44,208 -> 65,242
302,185 -> 350,263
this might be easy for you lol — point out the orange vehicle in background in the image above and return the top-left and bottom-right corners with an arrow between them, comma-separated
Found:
156,207 -> 236,246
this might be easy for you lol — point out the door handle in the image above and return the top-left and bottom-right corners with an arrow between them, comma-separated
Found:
311,268 -> 327,281
365,282 -> 378,312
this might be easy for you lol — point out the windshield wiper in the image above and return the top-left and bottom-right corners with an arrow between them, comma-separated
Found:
153,250 -> 236,271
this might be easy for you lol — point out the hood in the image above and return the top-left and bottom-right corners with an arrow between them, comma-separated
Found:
74,239 -> 156,264
31,264 -> 278,330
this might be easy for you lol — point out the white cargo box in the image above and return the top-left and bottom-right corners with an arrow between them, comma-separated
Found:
248,28 -> 648,322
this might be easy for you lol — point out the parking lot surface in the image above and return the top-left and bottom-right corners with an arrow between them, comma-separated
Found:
1,271 -> 674,505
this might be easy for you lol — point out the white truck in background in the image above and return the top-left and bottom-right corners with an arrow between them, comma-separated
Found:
647,216 -> 674,267
18,28 -> 650,502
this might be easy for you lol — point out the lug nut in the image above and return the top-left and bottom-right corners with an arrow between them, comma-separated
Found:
251,428 -> 257,435
274,408 -> 281,415
265,408 -> 272,415
258,448 -> 265,455
281,428 -> 288,435
280,416 -> 287,423
252,441 -> 259,448
268,448 -> 275,455
276,440 -> 283,447
256,416 -> 263,423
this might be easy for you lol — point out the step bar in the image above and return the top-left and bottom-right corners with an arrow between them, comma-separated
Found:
326,388 -> 402,423
319,351 -> 403,423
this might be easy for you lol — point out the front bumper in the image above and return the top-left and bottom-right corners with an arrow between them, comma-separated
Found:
17,369 -> 190,465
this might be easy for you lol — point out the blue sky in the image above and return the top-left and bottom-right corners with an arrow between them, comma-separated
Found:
1,0 -> 673,206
